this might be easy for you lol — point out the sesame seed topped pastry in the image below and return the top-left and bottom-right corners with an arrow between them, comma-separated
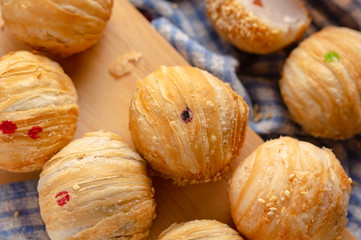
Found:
1,0 -> 113,57
129,66 -> 249,185
0,51 -> 78,172
280,26 -> 361,140
159,220 -> 244,240
206,0 -> 310,54
38,131 -> 156,240
229,136 -> 351,240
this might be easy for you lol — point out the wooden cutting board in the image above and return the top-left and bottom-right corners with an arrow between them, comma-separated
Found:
0,0 -> 356,239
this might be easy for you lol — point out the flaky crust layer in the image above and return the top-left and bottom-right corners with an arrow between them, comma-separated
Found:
0,51 -> 78,172
206,0 -> 310,54
38,131 -> 156,240
129,66 -> 249,185
229,136 -> 351,240
280,26 -> 361,140
1,0 -> 113,57
159,220 -> 244,240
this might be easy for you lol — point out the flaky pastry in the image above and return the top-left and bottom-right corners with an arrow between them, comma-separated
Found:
229,136 -> 351,240
0,51 -> 78,172
1,0 -> 113,57
206,0 -> 310,54
159,220 -> 244,240
129,66 -> 249,185
280,26 -> 361,139
38,131 -> 156,240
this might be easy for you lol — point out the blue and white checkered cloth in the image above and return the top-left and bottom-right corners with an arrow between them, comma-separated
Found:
1,0 -> 361,239
0,182 -> 47,239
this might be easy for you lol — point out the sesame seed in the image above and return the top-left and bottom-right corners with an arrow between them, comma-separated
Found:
267,211 -> 275,216
348,178 -> 352,184
266,202 -> 275,207
285,190 -> 291,198
270,207 -> 278,211
281,207 -> 286,214
72,184 -> 80,190
258,198 -> 266,203
269,196 -> 278,202
289,174 -> 296,180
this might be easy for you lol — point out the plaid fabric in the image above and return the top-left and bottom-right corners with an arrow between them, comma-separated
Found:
1,0 -> 361,239
130,0 -> 361,238
0,181 -> 48,240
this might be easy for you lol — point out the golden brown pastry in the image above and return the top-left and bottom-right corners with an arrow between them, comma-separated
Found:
280,26 -> 361,140
129,66 -> 249,185
1,0 -> 113,57
229,136 -> 351,240
0,51 -> 78,172
206,0 -> 310,54
38,131 -> 156,240
159,220 -> 244,240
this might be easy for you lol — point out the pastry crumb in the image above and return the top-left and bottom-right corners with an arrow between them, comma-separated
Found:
265,113 -> 272,119
172,3 -> 178,8
13,211 -> 20,218
253,0 -> 263,7
254,113 -> 263,122
109,51 -> 142,79
253,104 -> 263,122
